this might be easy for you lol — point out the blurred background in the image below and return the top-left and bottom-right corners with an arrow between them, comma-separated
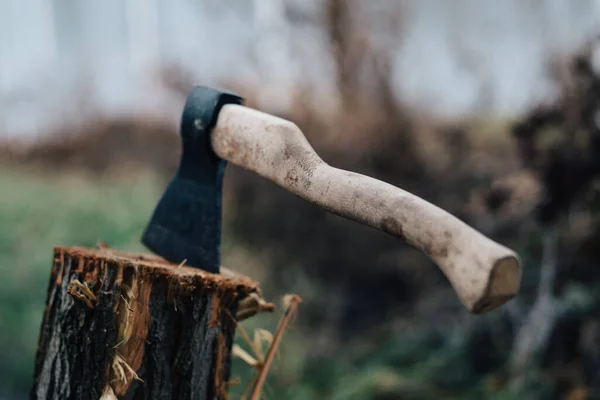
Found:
2,0 -> 600,398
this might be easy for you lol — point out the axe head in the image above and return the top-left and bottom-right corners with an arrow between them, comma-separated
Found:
141,86 -> 243,273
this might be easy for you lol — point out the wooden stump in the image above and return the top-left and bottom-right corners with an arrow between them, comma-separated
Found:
31,246 -> 260,400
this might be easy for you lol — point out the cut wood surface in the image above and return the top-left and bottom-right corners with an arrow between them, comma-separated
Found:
211,104 -> 522,313
31,246 -> 260,400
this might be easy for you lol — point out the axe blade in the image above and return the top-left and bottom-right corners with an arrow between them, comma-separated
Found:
141,86 -> 243,273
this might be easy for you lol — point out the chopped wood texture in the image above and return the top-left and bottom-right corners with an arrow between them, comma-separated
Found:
31,246 -> 260,400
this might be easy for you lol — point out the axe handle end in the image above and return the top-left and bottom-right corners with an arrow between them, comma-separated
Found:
211,104 -> 522,313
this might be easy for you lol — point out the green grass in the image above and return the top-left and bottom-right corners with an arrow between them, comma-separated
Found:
0,167 -> 534,399
0,168 -> 164,397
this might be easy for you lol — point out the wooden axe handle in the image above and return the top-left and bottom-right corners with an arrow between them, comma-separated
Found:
211,104 -> 522,313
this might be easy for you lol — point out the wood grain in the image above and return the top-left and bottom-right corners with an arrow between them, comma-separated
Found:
211,104 -> 522,313
31,246 -> 258,400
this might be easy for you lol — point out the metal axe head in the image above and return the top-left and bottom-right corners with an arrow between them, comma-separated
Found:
141,86 -> 243,273
143,85 -> 521,314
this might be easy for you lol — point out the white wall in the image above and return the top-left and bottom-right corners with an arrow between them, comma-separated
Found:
1,0 -> 600,139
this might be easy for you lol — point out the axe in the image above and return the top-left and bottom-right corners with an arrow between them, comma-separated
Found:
142,86 -> 522,314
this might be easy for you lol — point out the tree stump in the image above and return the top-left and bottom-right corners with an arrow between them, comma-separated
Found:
31,246 -> 260,400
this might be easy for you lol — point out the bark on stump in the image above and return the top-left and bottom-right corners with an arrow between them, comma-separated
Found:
31,246 -> 260,400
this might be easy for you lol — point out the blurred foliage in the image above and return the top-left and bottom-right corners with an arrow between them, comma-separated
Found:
2,13 -> 600,398
0,168 -> 546,399
1,163 -> 597,398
